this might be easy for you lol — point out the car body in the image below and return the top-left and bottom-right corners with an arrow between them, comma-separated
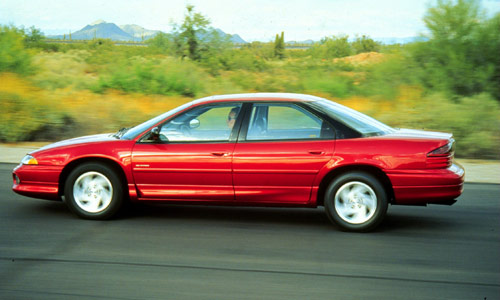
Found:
12,93 -> 465,231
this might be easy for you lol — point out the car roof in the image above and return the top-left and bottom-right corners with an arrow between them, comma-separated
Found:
192,93 -> 326,105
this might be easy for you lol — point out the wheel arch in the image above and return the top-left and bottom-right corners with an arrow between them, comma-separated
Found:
58,157 -> 129,201
316,164 -> 394,206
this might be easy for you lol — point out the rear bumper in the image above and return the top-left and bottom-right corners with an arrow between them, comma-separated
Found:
12,164 -> 62,201
387,163 -> 465,205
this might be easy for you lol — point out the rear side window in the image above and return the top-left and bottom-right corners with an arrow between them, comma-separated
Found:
246,103 -> 333,141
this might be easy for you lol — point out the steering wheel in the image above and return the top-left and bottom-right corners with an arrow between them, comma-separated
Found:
179,124 -> 191,137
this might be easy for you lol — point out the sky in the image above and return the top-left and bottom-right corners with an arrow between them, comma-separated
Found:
1,0 -> 499,42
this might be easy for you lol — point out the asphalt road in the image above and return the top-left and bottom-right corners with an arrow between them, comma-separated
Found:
0,163 -> 499,300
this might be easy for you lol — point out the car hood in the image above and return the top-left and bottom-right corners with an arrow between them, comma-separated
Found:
386,128 -> 452,140
32,133 -> 115,153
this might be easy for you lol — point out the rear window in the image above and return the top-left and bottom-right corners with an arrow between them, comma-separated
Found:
309,100 -> 394,136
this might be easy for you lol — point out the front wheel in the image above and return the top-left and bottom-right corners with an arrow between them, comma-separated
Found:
64,163 -> 124,220
324,172 -> 388,232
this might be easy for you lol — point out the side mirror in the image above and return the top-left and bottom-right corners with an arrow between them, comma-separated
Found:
189,119 -> 200,129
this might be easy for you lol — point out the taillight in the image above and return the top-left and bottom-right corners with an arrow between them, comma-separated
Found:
427,139 -> 455,168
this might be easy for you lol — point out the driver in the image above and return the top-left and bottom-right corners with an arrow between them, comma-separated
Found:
227,107 -> 240,129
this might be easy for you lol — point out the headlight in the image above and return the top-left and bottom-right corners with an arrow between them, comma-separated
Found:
21,155 -> 38,165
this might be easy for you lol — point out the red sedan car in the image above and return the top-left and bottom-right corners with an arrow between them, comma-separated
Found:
12,93 -> 464,231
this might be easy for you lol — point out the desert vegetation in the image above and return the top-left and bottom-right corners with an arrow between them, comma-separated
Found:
0,0 -> 499,158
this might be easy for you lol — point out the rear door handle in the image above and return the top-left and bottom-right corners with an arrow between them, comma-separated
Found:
308,150 -> 325,155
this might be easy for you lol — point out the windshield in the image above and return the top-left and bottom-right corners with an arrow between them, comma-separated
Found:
121,101 -> 194,140
309,100 -> 394,136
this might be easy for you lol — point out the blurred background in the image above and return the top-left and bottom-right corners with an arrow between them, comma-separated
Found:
0,0 -> 499,159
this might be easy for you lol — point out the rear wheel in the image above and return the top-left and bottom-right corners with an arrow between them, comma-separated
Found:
324,172 -> 388,232
64,163 -> 123,220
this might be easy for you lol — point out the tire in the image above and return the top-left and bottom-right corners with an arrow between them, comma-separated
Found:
64,163 -> 124,220
324,172 -> 388,232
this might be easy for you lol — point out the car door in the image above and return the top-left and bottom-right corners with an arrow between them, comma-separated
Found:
132,103 -> 243,201
232,102 -> 335,204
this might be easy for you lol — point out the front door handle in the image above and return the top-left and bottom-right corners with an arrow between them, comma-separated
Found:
211,152 -> 228,157
308,150 -> 325,155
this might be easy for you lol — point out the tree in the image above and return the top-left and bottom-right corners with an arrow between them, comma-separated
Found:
351,35 -> 380,54
0,26 -> 32,74
412,0 -> 499,98
170,23 -> 187,58
23,26 -> 46,49
479,13 -> 500,100
177,4 -> 210,61
24,26 -> 45,44
423,0 -> 482,42
309,35 -> 352,59
274,31 -> 285,59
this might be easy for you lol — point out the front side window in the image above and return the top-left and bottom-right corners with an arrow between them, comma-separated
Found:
246,103 -> 331,141
159,104 -> 242,142
122,101 -> 195,140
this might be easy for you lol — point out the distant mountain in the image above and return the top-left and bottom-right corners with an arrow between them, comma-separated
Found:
45,20 -> 421,45
48,20 -> 247,43
49,20 -> 136,41
213,28 -> 247,43
119,24 -> 159,39
230,33 -> 246,44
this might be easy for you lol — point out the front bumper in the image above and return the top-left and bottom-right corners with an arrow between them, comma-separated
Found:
12,164 -> 63,201
386,163 -> 465,205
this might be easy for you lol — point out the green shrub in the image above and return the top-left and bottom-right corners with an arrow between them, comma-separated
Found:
301,72 -> 357,98
31,50 -> 96,90
377,93 -> 500,159
409,1 -> 500,99
438,94 -> 500,159
223,49 -> 268,71
307,35 -> 352,59
23,26 -> 46,49
351,35 -> 381,54
359,53 -> 421,99
0,26 -> 33,75
286,49 -> 309,58
147,32 -> 174,54
86,38 -> 115,50
239,42 -> 275,60
225,70 -> 258,91
95,57 -> 205,97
